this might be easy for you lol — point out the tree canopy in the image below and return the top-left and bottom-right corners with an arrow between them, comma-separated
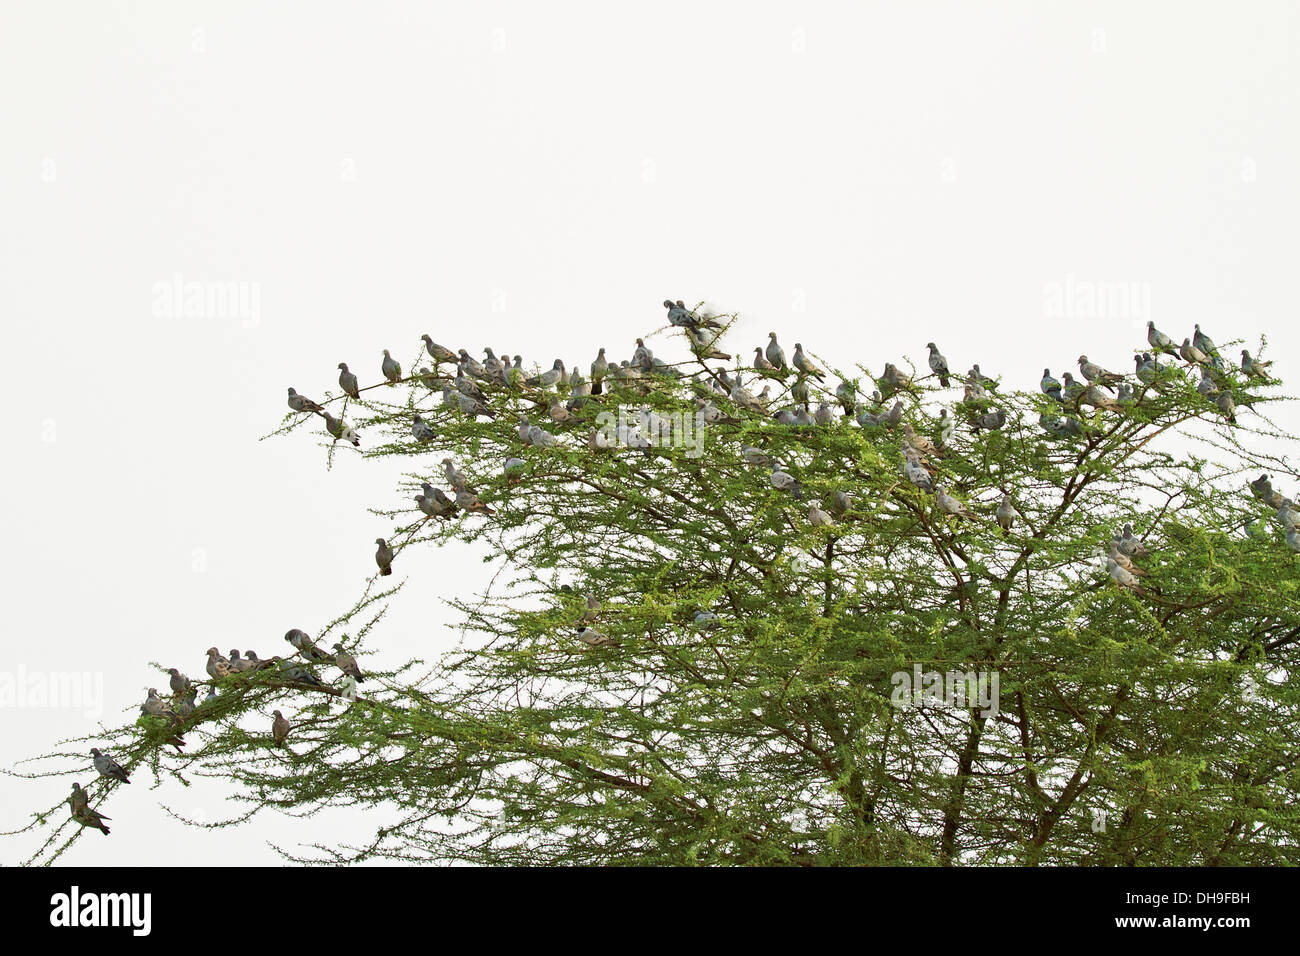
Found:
11,304 -> 1300,866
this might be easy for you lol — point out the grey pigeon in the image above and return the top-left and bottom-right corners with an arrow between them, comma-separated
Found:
229,649 -> 257,673
457,390 -> 495,419
577,626 -> 617,648
323,412 -> 360,447
835,380 -> 856,415
1215,390 -> 1236,424
455,489 -> 495,515
926,342 -> 950,387
375,538 -> 394,576
791,343 -> 825,381
1147,321 -> 1175,353
503,456 -> 526,479
631,338 -> 653,370
527,360 -> 566,389
904,457 -> 933,493
1193,324 -> 1218,358
458,350 -> 486,378
765,332 -> 788,370
332,642 -> 366,682
285,628 -> 331,662
421,335 -> 457,364
1241,349 -> 1271,379
934,485 -> 969,518
753,347 -> 776,372
1107,556 -> 1143,593
975,407 -> 1007,430
68,783 -> 110,835
1040,369 -> 1062,401
1078,355 -> 1123,388
996,494 -> 1017,535
770,464 -> 803,497
411,415 -> 436,442
337,363 -> 360,399
381,349 -> 402,384
167,668 -> 190,695
272,710 -> 290,746
808,503 -> 834,527
142,687 -> 176,718
742,446 -> 773,466
91,748 -> 130,784
442,458 -> 470,491
287,388 -> 323,413
177,688 -> 198,716
813,402 -> 835,426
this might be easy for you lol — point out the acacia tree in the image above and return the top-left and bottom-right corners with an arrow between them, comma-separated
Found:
12,302 -> 1300,865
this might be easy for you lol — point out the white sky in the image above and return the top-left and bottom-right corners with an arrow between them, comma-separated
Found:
2,1 -> 1297,864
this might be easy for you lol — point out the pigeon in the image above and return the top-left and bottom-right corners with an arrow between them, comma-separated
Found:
528,424 -> 558,447
323,412 -> 360,447
904,457 -> 934,493
285,629 -> 331,663
901,423 -> 937,458
935,485 -> 970,519
1078,355 -> 1123,388
792,404 -> 815,427
828,490 -> 853,516
1081,385 -> 1121,412
792,344 -> 825,381
458,350 -> 487,379
753,347 -> 776,372
1061,373 -> 1085,403
205,648 -> 233,680
996,494 -> 1017,535
142,687 -> 176,719
167,668 -> 191,695
381,349 -> 402,384
813,402 -> 835,426
68,783 -> 110,835
244,650 -> 275,670
1215,390 -> 1237,424
577,627 -> 617,648
770,464 -> 803,497
203,687 -> 217,706
1135,354 -> 1156,386
442,459 -> 470,491
1107,540 -> 1148,577
1193,324 -> 1219,359
579,593 -> 601,624
229,649 -> 257,674
975,407 -> 1007,430
503,456 -> 526,479
412,415 -> 436,442
457,390 -> 495,419
176,688 -> 198,716
631,338 -> 653,370
547,395 -> 574,423
455,489 -> 495,515
808,503 -> 835,527
421,335 -> 457,365
1038,369 -> 1063,401
880,363 -> 911,395
1147,321 -> 1175,353
277,660 -> 323,686
967,365 -> 997,391
1116,383 -> 1134,407
91,748 -> 130,784
693,609 -> 720,626
375,538 -> 394,575
337,363 -> 360,399
590,347 -> 609,386
834,381 -> 856,415
415,489 -> 454,519
416,368 -> 440,389
926,343 -> 951,387
1115,523 -> 1151,559
1180,339 -> 1209,365
1241,349 -> 1271,379
527,360 -> 566,389
742,446 -> 773,467
765,333 -> 788,370
1288,527 -> 1300,553
1107,557 -> 1144,594
272,710 -> 291,746
1250,474 -> 1275,502
332,642 -> 366,682
287,388 -> 323,414
790,377 -> 811,405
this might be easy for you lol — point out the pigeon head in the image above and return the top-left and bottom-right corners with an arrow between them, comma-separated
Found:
205,647 -> 220,657
229,649 -> 241,660
273,710 -> 283,719
338,362 -> 348,371
1078,355 -> 1088,364
375,537 -> 387,546
90,748 -> 101,757
663,299 -> 674,308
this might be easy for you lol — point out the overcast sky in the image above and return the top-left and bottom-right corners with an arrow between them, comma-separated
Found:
2,1 -> 1297,865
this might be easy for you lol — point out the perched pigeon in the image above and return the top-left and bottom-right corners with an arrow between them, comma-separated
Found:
1179,339 -> 1209,365
285,628 -> 331,662
927,343 -> 951,387
1107,556 -> 1144,594
1193,324 -> 1219,359
1115,523 -> 1151,559
167,668 -> 191,695
792,344 -> 825,381
753,347 -> 776,372
442,459 -> 470,491
455,489 -> 495,515
91,748 -> 130,784
770,464 -> 803,497
287,388 -> 323,413
381,349 -> 402,384
935,485 -> 969,519
272,710 -> 291,747
205,648 -> 233,680
229,649 -> 257,674
996,494 -> 1017,535
69,783 -> 110,835
323,412 -> 360,447
904,457 -> 933,493
808,503 -> 835,527
1147,321 -> 1175,353
177,688 -> 198,716
142,687 -> 176,719
421,335 -> 457,365
577,627 -> 617,648
337,363 -> 360,399
1078,355 -> 1123,388
1241,349 -> 1271,379
765,333 -> 788,370
527,360 -> 567,389
332,642 -> 366,682
412,415 -> 436,442
375,538 -> 394,575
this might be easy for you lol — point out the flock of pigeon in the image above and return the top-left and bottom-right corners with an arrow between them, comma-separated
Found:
70,300 -> 1284,840
68,634 -> 367,836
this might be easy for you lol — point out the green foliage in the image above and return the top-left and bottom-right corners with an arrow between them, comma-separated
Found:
11,310 -> 1300,865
